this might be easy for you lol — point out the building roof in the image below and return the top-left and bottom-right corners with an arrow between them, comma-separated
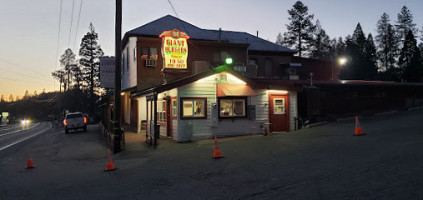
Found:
132,65 -> 256,97
124,15 -> 295,53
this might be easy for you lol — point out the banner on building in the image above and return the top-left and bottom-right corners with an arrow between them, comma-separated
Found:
99,56 -> 115,89
159,29 -> 190,69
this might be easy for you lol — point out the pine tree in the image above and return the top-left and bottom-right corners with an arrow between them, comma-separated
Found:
396,6 -> 417,43
9,94 -> 14,102
283,1 -> 315,57
375,13 -> 399,72
398,30 -> 422,82
60,48 -> 77,91
52,69 -> 66,92
364,34 -> 378,80
340,24 -> 367,80
0,95 -> 5,103
276,32 -> 284,45
352,23 -> 366,50
310,20 -> 331,60
24,90 -> 30,99
79,23 -> 104,98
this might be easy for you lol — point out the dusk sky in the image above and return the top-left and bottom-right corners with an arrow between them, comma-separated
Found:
1,0 -> 422,99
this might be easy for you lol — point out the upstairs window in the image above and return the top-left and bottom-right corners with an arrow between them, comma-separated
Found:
141,47 -> 158,67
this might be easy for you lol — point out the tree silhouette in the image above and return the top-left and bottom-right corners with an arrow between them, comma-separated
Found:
79,23 -> 104,97
283,1 -> 315,57
60,48 -> 77,91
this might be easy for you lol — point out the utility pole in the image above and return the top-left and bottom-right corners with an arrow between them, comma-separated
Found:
113,0 -> 123,153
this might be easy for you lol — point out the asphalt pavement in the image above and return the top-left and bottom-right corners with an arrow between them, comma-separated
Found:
1,110 -> 423,200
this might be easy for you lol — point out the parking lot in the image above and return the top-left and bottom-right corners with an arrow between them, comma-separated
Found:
1,109 -> 423,199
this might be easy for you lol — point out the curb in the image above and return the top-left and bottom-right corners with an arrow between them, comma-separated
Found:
336,117 -> 355,122
374,110 -> 397,116
408,106 -> 423,111
306,121 -> 328,128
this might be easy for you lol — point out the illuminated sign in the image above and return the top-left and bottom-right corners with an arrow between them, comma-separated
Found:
159,29 -> 190,69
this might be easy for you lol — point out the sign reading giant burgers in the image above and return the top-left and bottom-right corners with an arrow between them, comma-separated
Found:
159,29 -> 190,69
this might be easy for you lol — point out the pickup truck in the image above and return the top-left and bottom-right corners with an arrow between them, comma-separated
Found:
63,112 -> 87,134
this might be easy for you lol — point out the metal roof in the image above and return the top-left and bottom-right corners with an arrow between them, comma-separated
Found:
125,15 -> 295,53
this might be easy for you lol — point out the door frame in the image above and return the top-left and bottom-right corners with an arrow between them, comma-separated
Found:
268,92 -> 290,132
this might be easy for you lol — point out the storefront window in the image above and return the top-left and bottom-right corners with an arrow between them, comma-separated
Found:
219,98 -> 246,118
157,100 -> 166,122
172,99 -> 177,117
180,98 -> 207,119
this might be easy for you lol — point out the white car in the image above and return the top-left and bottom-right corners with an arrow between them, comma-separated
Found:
63,112 -> 87,134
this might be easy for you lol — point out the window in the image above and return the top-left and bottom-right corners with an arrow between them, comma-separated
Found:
219,97 -> 246,118
157,100 -> 166,122
126,47 -> 129,71
273,98 -> 285,114
141,47 -> 158,67
265,58 -> 272,77
180,98 -> 207,119
133,48 -> 136,61
172,99 -> 177,117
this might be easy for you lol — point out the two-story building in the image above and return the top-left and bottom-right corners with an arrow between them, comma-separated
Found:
118,15 -> 332,142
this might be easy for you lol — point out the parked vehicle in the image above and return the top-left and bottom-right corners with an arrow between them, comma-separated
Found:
63,112 -> 87,134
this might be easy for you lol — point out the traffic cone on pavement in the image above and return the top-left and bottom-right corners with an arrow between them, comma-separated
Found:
105,149 -> 117,171
25,154 -> 35,169
212,136 -> 223,159
354,116 -> 365,136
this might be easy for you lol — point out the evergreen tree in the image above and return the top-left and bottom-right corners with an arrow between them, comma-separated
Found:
24,90 -> 30,99
15,95 -> 20,101
72,63 -> 83,90
79,23 -> 104,98
352,23 -> 366,50
51,69 -> 66,92
310,20 -> 331,60
396,6 -> 417,42
364,34 -> 378,79
283,1 -> 315,57
398,30 -> 422,82
59,48 -> 77,91
340,24 -> 367,80
375,13 -> 399,72
276,32 -> 284,45
0,95 -> 4,103
9,94 -> 14,102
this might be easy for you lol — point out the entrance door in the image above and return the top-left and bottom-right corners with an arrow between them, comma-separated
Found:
269,93 -> 289,132
166,98 -> 172,137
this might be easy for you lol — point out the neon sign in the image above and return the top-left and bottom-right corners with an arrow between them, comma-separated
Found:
159,29 -> 190,69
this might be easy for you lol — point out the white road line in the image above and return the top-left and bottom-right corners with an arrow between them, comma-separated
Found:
0,123 -> 52,152
0,123 -> 40,137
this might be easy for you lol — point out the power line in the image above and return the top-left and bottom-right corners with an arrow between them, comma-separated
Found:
0,67 -> 53,84
55,0 -> 64,71
167,0 -> 180,19
68,0 -> 75,47
0,75 -> 54,86
0,58 -> 51,79
73,0 -> 83,50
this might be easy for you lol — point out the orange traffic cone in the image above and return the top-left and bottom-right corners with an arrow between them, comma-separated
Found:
212,136 -> 223,159
105,149 -> 117,171
354,116 -> 365,136
25,154 -> 35,169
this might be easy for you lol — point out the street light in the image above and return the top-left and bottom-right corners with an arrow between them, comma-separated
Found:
338,57 -> 347,66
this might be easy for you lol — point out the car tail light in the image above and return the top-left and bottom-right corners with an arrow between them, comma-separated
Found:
84,117 -> 87,124
63,120 -> 67,126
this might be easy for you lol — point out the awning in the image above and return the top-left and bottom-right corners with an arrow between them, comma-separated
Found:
217,84 -> 257,97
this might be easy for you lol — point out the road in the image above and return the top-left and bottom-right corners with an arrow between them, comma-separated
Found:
0,122 -> 51,152
1,110 -> 423,199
